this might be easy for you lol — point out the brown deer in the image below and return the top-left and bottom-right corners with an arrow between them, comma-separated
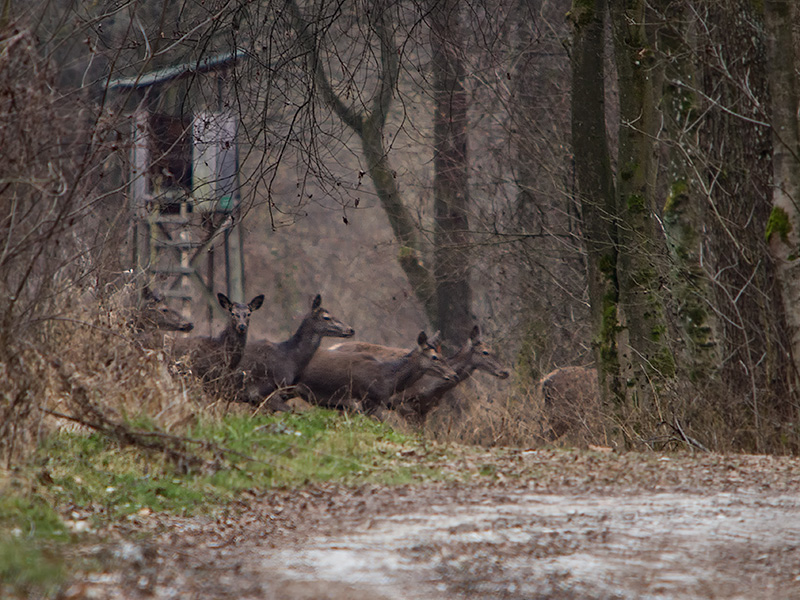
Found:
299,331 -> 457,413
237,294 -> 355,405
331,325 -> 509,421
131,286 -> 194,332
130,286 -> 194,349
171,292 -> 264,388
539,366 -> 602,444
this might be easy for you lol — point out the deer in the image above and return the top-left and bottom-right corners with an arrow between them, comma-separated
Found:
330,324 -> 509,421
539,366 -> 602,444
298,331 -> 457,414
236,294 -> 355,406
170,292 -> 264,390
130,286 -> 194,349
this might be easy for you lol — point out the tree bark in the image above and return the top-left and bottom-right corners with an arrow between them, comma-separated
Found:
655,1 -> 719,382
608,0 -> 674,430
568,0 -> 623,410
763,0 -> 800,397
430,0 -> 472,347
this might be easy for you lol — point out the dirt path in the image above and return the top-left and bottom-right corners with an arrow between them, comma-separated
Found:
65,449 -> 800,599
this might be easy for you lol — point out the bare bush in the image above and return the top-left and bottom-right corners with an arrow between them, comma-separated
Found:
0,23 -> 194,465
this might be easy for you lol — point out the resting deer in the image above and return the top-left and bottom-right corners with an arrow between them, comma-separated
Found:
237,294 -> 355,405
331,325 -> 509,421
299,331 -> 457,413
131,286 -> 194,349
171,292 -> 264,389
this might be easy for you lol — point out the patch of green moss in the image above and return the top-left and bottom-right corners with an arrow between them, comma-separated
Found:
626,193 -> 646,214
515,318 -> 549,383
650,323 -> 666,342
663,179 -> 687,216
598,253 -> 616,276
765,206 -> 792,245
567,0 -> 596,27
650,346 -> 676,378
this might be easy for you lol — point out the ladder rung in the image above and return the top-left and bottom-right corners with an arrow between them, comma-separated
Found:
153,239 -> 204,248
151,215 -> 190,225
159,289 -> 193,299
150,266 -> 196,275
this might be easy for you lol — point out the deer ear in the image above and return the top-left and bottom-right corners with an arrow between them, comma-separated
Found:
249,295 -> 265,311
312,294 -> 322,311
470,325 -> 480,342
217,293 -> 232,310
417,331 -> 428,347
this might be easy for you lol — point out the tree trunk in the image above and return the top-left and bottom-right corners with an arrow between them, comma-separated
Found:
655,1 -> 719,382
430,0 -> 472,347
763,0 -> 800,397
699,0 -> 795,451
608,0 -> 674,434
568,0 -> 623,411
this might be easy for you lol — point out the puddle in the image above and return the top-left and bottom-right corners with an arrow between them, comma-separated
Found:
259,491 -> 800,599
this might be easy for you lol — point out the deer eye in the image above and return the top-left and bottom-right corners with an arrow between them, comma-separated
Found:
322,315 -> 331,321
431,354 -> 439,361
482,350 -> 489,356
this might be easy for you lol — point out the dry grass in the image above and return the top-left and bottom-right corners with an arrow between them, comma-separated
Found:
0,287 -> 209,467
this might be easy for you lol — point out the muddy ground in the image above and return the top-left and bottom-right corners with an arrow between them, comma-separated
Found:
63,449 -> 800,599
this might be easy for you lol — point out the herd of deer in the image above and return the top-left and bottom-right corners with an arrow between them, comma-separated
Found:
134,289 -> 514,422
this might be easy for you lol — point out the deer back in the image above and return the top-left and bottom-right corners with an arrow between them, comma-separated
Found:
540,366 -> 601,442
394,325 -> 510,418
237,294 -> 355,404
301,331 -> 455,412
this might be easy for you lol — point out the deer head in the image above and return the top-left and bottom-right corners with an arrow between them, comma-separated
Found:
218,293 -> 265,335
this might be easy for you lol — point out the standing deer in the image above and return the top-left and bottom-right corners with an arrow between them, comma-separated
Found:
330,325 -> 509,421
299,331 -> 457,413
237,294 -> 355,405
171,292 -> 264,389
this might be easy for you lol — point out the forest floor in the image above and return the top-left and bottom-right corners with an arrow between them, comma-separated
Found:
60,448 -> 800,600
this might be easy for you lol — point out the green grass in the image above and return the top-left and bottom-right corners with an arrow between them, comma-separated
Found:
0,408 -> 448,598
32,409 -> 443,518
0,495 -> 68,597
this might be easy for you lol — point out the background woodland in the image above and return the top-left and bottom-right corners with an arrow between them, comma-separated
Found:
2,0 -> 800,459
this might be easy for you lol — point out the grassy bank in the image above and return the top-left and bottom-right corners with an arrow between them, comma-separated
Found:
0,408 -> 444,598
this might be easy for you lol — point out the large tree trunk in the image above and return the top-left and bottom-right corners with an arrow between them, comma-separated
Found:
763,0 -> 800,397
655,1 -> 719,382
430,0 -> 472,347
608,0 -> 675,436
569,0 -> 623,411
699,0 -> 795,451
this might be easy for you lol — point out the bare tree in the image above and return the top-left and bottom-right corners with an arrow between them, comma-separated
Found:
763,0 -> 800,398
430,0 -> 472,346
568,0 -> 621,408
285,0 -> 437,323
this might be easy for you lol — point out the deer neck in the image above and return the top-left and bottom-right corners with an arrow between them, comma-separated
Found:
384,349 -> 425,393
445,346 -> 473,382
279,317 -> 322,372
219,325 -> 247,369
